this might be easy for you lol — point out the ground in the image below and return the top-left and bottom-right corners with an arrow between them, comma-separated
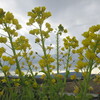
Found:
65,80 -> 100,94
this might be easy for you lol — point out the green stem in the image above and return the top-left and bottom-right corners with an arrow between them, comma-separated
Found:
81,60 -> 93,100
64,47 -> 71,84
26,58 -> 36,82
0,62 -> 11,90
81,41 -> 98,100
4,23 -> 23,81
39,25 -> 50,79
56,32 -> 59,74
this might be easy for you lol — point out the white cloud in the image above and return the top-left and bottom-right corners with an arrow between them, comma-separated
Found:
0,0 -> 100,54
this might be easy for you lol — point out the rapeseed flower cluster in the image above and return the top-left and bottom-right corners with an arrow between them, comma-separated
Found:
60,36 -> 78,71
0,8 -> 20,25
15,69 -> 24,76
63,36 -> 79,49
38,54 -> 55,69
54,74 -> 64,78
27,7 -> 53,39
0,90 -> 3,96
0,8 -> 22,37
2,55 -> 15,65
13,36 -> 31,51
0,48 -> 5,58
40,74 -> 46,79
74,25 -> 100,73
73,86 -> 79,94
0,7 -> 100,100
51,79 -> 56,83
75,60 -> 88,69
0,47 -> 5,56
2,65 -> 10,72
58,24 -> 67,35
70,74 -> 76,80
27,6 -> 51,25
46,46 -> 53,52
0,36 -> 7,43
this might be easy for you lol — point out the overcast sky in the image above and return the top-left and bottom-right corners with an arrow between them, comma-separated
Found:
0,0 -> 100,54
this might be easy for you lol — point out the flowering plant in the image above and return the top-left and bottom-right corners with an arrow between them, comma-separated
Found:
0,7 -> 100,100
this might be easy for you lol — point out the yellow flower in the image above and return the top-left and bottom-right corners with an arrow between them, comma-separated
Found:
0,8 -> 4,15
78,54 -> 84,60
9,59 -> 15,65
29,29 -> 39,35
47,46 -> 53,51
51,79 -> 56,83
1,78 -> 7,83
39,54 -> 55,68
42,12 -> 51,18
14,79 -> 20,82
82,31 -> 89,38
63,36 -> 78,49
45,23 -> 51,28
55,74 -> 63,78
5,12 -> 14,21
15,69 -> 24,76
76,47 -> 84,54
74,68 -> 79,72
72,49 -> 76,54
28,61 -> 32,66
85,50 -> 96,60
64,29 -> 68,33
16,24 -> 22,30
38,59 -> 46,68
0,47 -> 5,56
73,86 -> 79,94
70,74 -> 76,80
29,51 -> 34,55
13,36 -> 30,50
69,56 -> 72,61
42,6 -> 46,11
89,25 -> 100,33
36,18 -> 44,25
2,56 -> 9,61
68,64 -> 72,67
12,19 -> 18,25
88,86 -> 93,91
82,38 -> 91,47
0,90 -> 3,96
82,72 -> 87,77
2,65 -> 10,72
89,33 -> 97,39
49,65 -> 55,69
14,83 -> 20,87
95,57 -> 100,63
25,81 -> 29,85
0,37 -> 7,43
35,38 -> 40,43
61,47 -> 65,51
33,82 -> 38,88
96,49 -> 100,54
40,74 -> 46,79
76,60 -> 88,69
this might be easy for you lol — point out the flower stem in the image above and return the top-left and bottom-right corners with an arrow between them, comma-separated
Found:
39,25 -> 50,79
4,23 -> 23,81
56,32 -> 59,74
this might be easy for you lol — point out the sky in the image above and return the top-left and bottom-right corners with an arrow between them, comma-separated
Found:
0,0 -> 100,54
0,0 -> 100,75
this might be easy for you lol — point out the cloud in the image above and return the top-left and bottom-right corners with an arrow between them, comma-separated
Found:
0,0 -> 100,54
